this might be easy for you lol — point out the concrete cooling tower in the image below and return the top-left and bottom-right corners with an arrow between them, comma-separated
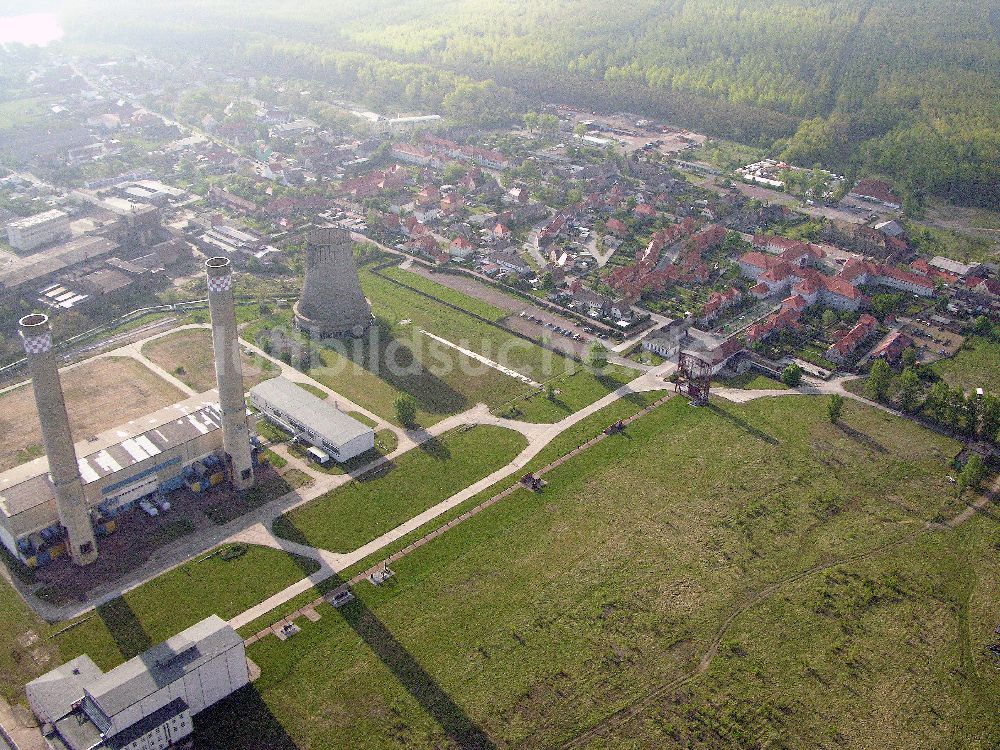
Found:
294,226 -> 372,338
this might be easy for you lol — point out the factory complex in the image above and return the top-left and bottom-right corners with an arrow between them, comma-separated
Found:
2,234 -> 382,570
2,253 -> 262,569
250,376 -> 375,463
26,615 -> 249,750
0,391 -> 262,568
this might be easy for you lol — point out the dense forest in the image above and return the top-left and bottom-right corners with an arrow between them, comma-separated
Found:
63,0 -> 1000,209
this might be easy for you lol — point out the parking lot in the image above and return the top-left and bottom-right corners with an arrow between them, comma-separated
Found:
506,309 -> 598,358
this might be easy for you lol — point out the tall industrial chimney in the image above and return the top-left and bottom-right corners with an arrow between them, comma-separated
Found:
19,314 -> 98,566
294,226 -> 372,338
205,257 -> 255,491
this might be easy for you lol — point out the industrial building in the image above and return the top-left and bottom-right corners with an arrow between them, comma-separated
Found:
1,258 -> 260,568
194,224 -> 265,258
0,236 -> 119,292
0,391 -> 262,567
250,376 -> 375,463
6,209 -> 71,252
119,179 -> 187,207
27,615 -> 249,750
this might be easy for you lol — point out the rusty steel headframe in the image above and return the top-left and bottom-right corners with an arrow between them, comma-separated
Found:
675,351 -> 712,406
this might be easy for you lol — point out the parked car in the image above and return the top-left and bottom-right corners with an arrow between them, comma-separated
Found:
156,497 -> 171,512
139,499 -> 158,517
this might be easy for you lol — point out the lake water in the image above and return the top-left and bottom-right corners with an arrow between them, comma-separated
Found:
0,12 -> 64,47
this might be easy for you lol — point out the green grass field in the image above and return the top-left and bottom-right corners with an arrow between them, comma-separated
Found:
498,364 -> 640,423
931,336 -> 1000,394
0,96 -> 49,129
234,395 -> 999,749
274,424 -> 527,552
907,221 -> 997,264
52,544 -> 320,671
235,392 -> 668,639
0,576 -> 52,703
379,266 -> 509,322
243,264 -> 630,426
142,328 -> 279,392
0,543 -> 321,704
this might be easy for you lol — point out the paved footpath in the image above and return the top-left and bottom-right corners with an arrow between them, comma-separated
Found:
0,697 -> 43,750
231,363 -> 676,632
240,391 -> 675,642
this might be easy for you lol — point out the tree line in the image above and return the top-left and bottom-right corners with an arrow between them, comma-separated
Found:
69,0 -> 1000,209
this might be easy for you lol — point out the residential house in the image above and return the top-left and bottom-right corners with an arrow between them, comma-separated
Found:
700,287 -> 742,324
870,330 -> 914,363
487,248 -> 531,276
825,314 -> 878,363
449,235 -> 476,259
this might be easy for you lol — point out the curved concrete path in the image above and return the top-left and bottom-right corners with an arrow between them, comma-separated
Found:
227,363 -> 676,629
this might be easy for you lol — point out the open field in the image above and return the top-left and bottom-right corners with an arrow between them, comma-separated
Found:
274,424 -> 527,552
0,573 -> 53,704
580,520 -> 1000,749
243,263 -> 626,426
244,315 -> 531,428
141,328 -> 279,393
379,265 -> 509,322
394,263 -> 611,359
685,138 -> 768,171
500,364 -> 640,422
931,336 -> 1000,394
50,544 -> 321,672
0,96 -> 49,129
925,198 -> 1000,239
233,396 -> 1000,749
0,356 -> 186,472
0,543 -> 319,705
236,391 -> 669,639
907,220 -> 999,264
358,266 -> 638,424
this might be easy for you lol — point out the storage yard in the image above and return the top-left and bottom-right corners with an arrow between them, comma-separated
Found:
0,356 -> 185,472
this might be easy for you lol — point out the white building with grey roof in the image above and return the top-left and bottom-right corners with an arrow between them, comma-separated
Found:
6,209 -> 71,253
27,615 -> 248,750
250,376 -> 375,462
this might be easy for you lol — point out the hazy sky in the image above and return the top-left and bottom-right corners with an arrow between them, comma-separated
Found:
0,12 -> 64,46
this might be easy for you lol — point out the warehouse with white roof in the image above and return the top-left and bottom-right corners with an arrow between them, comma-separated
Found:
250,376 -> 375,463
0,390 -> 259,567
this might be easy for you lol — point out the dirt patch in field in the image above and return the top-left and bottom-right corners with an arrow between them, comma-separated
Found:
0,356 -> 186,472
142,328 -> 279,393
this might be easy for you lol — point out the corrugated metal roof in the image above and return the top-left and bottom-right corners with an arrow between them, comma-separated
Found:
250,376 -> 372,447
0,403 -> 223,518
